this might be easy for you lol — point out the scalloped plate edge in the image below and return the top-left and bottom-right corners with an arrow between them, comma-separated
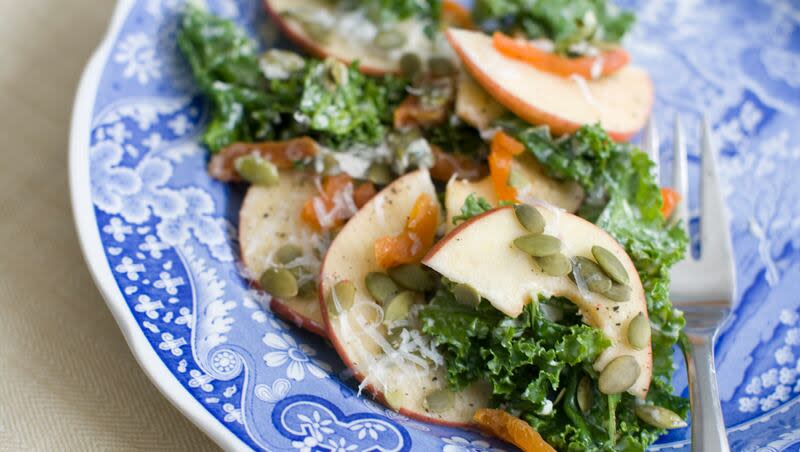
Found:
68,1 -> 248,450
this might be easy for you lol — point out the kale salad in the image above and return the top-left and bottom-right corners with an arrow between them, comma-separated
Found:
179,1 -> 687,450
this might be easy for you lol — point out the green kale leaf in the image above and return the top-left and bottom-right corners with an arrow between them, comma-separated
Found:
451,193 -> 493,225
472,0 -> 635,54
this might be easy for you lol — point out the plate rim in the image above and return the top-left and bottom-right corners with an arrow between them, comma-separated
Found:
68,1 -> 248,450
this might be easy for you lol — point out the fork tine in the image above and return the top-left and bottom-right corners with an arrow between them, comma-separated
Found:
699,117 -> 735,267
643,117 -> 660,181
672,114 -> 689,233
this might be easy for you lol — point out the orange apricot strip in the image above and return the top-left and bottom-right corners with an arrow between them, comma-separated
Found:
489,131 -> 525,202
301,174 -> 362,231
374,193 -> 439,269
442,0 -> 475,29
492,32 -> 630,79
208,137 -> 318,181
394,95 -> 449,129
660,187 -> 681,219
473,409 -> 556,452
430,145 -> 487,182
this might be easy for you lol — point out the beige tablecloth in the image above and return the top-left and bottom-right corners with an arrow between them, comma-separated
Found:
0,1 -> 220,450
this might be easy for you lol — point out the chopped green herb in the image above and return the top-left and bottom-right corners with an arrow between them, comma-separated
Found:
452,193 -> 493,225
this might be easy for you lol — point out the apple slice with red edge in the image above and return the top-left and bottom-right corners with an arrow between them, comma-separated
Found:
423,205 -> 652,398
264,0 -> 455,76
239,171 -> 327,337
319,169 -> 490,426
444,157 -> 584,232
447,28 -> 653,142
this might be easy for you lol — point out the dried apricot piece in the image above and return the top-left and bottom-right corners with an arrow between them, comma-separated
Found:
375,193 -> 439,268
473,409 -> 555,452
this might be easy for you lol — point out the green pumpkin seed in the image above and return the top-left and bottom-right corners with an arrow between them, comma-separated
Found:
399,53 -> 422,78
514,204 -> 545,234
234,154 -> 280,186
366,163 -> 393,185
573,256 -> 612,294
328,60 -> 349,86
592,246 -> 629,285
298,280 -> 318,298
634,405 -> 687,430
383,291 -> 416,325
365,272 -> 399,304
424,389 -> 454,413
536,253 -> 572,277
374,29 -> 406,50
514,234 -> 562,257
428,56 -> 456,77
603,283 -> 631,302
598,355 -> 641,395
452,283 -> 481,307
275,244 -> 303,264
302,21 -> 330,42
260,267 -> 298,298
327,280 -> 356,315
388,264 -> 435,292
627,312 -> 651,350
259,49 -> 306,80
577,376 -> 594,414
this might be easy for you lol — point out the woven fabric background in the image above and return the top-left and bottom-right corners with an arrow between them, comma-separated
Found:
0,1 -> 219,449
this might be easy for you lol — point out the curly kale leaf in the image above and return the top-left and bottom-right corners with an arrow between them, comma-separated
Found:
473,0 -> 635,54
177,5 -> 407,152
451,193 -> 493,225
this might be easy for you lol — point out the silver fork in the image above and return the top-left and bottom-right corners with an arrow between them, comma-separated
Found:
643,115 -> 735,452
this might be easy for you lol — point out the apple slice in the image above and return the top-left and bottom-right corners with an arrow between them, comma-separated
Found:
424,206 -> 652,398
444,157 -> 584,232
239,171 -> 327,337
319,169 -> 489,426
264,0 -> 454,75
447,28 -> 653,141
456,73 -> 506,130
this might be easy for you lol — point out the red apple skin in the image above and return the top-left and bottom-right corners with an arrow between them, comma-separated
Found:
262,0 -> 397,76
423,206 -> 652,397
445,30 -> 653,143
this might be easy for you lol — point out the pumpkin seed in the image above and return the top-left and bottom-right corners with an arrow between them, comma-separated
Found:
298,280 -> 318,298
328,59 -> 349,86
326,280 -> 356,315
259,49 -> 306,80
634,405 -> 687,430
514,234 -> 562,257
275,244 -> 303,264
388,264 -> 435,292
260,267 -> 298,298
383,291 -> 416,325
424,389 -> 454,413
603,283 -> 631,302
514,204 -> 545,234
598,355 -> 641,395
536,253 -> 572,277
627,312 -> 651,350
366,163 -> 393,185
577,376 -> 594,414
302,21 -> 330,42
374,29 -> 406,50
452,283 -> 481,307
234,154 -> 279,186
428,56 -> 456,77
399,52 -> 422,78
592,246 -> 629,285
574,256 -> 612,294
365,272 -> 399,304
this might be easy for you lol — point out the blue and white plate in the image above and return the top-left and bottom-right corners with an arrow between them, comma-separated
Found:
69,0 -> 800,450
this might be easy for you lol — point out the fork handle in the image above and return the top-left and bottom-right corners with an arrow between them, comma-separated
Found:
683,332 -> 730,452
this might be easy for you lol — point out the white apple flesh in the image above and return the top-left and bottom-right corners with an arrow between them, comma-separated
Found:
239,171 -> 327,336
424,206 -> 652,398
447,28 -> 653,141
265,0 -> 454,75
319,169 -> 489,426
